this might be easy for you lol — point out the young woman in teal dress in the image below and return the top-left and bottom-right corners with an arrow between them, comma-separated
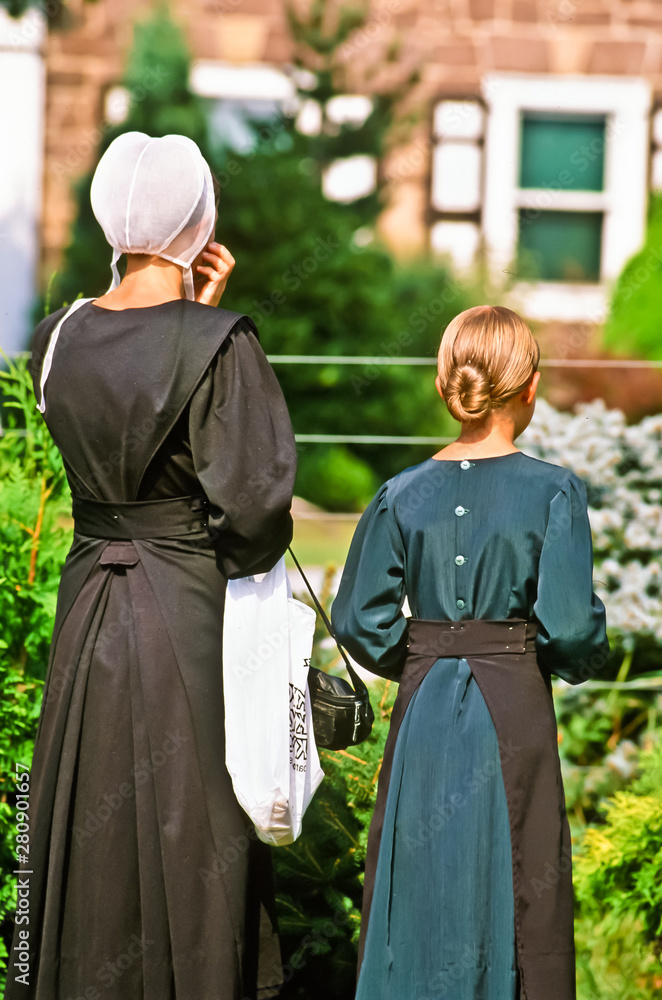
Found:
331,305 -> 608,1000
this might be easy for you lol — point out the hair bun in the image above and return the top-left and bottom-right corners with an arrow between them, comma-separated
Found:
437,304 -> 540,427
444,362 -> 492,423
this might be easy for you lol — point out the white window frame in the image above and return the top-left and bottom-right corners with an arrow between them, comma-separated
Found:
190,60 -> 297,105
650,106 -> 662,190
428,98 -> 485,274
481,73 -> 651,322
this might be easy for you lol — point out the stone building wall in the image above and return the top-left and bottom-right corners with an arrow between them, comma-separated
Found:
40,0 -> 662,278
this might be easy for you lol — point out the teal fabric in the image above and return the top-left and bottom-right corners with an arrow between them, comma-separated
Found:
331,453 -> 608,1000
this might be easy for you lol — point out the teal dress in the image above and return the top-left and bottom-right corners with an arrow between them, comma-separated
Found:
331,453 -> 608,1000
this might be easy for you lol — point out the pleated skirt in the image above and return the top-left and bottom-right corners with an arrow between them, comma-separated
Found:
356,657 -> 518,1000
5,535 -> 282,1000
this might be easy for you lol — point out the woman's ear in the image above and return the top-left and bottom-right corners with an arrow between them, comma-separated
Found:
435,374 -> 444,400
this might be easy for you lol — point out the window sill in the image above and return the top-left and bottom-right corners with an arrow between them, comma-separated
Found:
509,281 -> 607,323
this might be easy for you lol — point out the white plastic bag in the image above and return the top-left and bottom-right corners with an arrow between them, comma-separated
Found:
222,556 -> 324,846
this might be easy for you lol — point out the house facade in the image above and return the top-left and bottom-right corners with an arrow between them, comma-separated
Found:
3,0 -> 662,352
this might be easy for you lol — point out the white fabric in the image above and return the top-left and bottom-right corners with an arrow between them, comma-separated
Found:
36,298 -> 93,413
90,132 -> 216,300
222,557 -> 324,846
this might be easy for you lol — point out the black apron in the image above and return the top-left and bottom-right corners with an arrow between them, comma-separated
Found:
359,618 -> 576,1000
6,306 -> 289,1000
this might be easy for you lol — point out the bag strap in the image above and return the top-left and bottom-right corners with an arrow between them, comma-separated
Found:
287,546 -> 369,698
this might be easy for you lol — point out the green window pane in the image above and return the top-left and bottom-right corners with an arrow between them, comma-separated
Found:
519,113 -> 606,192
518,210 -> 603,282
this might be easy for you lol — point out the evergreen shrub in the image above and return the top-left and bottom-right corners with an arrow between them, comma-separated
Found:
574,735 -> 662,999
604,194 -> 662,361
0,355 -> 72,973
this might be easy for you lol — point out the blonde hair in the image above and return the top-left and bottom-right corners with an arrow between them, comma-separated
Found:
437,305 -> 540,424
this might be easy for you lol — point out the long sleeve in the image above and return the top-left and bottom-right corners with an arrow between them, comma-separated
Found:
189,321 -> 296,579
533,473 -> 609,683
331,483 -> 409,680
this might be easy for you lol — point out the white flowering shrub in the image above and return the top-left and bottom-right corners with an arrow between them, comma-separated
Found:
520,399 -> 662,656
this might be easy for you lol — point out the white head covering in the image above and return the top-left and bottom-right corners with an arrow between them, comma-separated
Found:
90,132 -> 216,301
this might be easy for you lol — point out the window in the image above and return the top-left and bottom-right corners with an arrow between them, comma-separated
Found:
429,100 -> 484,273
519,113 -> 606,192
518,209 -> 603,283
517,112 -> 606,283
481,74 -> 651,321
320,96 -> 377,202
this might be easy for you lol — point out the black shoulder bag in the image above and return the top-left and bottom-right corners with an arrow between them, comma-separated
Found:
288,548 -> 374,752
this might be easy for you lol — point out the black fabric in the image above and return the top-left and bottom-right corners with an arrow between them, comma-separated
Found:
308,667 -> 374,750
71,495 -> 210,538
360,618 -> 576,1000
6,300 -> 296,1000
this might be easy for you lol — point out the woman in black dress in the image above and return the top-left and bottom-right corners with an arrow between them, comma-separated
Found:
6,133 -> 296,1000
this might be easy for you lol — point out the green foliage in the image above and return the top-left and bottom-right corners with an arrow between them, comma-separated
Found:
576,912 -> 662,1000
575,736 -> 662,943
294,445 -> 378,512
0,355 -> 73,977
603,193 -> 662,360
285,0 -> 418,193
0,359 -> 72,674
121,1 -> 207,141
554,678 -> 662,830
574,735 -> 662,999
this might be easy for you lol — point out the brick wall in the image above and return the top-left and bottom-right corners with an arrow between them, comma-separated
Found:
40,0 -> 662,276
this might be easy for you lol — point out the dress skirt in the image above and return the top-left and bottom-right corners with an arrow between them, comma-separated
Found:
356,657 -> 517,1000
7,530 -> 282,1000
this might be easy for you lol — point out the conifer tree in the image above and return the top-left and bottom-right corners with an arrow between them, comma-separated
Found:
50,2 -> 207,309
49,1 -> 470,509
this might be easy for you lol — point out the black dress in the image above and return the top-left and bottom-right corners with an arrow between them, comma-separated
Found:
6,300 -> 297,1000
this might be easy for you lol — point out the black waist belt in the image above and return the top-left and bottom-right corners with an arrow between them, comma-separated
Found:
361,613 -> 570,999
72,495 -> 209,540
408,617 -> 538,658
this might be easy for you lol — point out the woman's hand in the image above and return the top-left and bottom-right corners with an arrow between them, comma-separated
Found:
194,242 -> 235,307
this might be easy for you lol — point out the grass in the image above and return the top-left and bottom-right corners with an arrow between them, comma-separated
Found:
287,514 -> 359,568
